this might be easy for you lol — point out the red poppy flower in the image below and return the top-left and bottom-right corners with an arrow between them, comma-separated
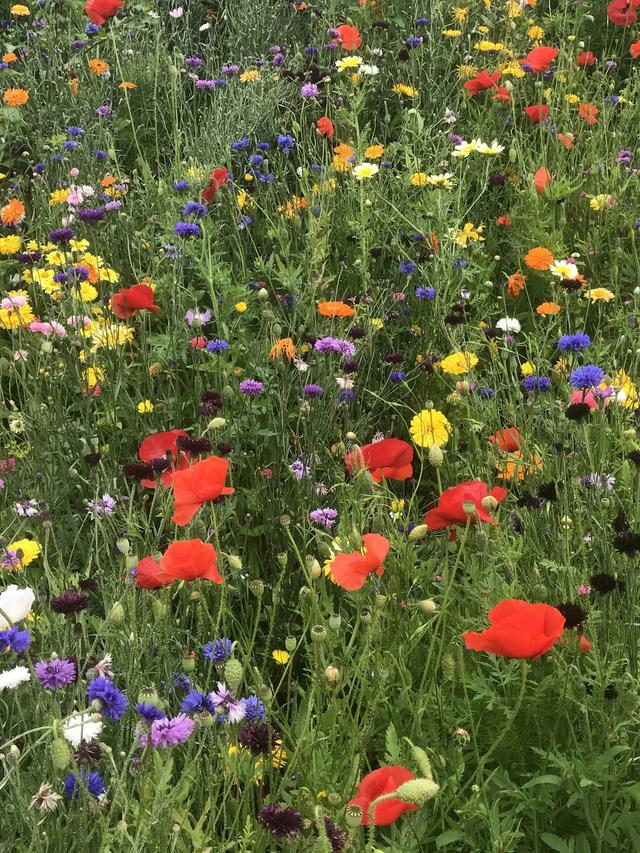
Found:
489,427 -> 523,453
159,539 -> 222,583
578,635 -> 592,654
135,556 -> 172,589
492,85 -> 511,103
201,168 -> 229,206
578,103 -> 598,125
138,429 -> 190,488
316,116 -> 334,137
349,766 -> 417,825
524,105 -> 548,123
463,69 -> 500,97
335,24 -> 362,50
607,0 -> 640,25
330,534 -> 390,591
423,480 -> 508,531
85,0 -> 123,25
576,51 -> 597,67
497,214 -> 512,227
522,46 -> 558,73
632,40 -> 640,59
110,284 -> 160,320
345,438 -> 413,483
171,455 -> 234,526
533,166 -> 552,193
464,600 -> 565,659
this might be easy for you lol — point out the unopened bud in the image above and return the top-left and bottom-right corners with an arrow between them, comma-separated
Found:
329,613 -> 341,631
227,554 -> 243,571
115,537 -> 130,555
409,524 -> 429,541
307,556 -> 322,580
346,431 -> 357,441
418,599 -> 437,615
50,737 -> 72,770
6,744 -> 20,764
324,665 -> 340,685
285,635 -> 297,651
480,495 -> 497,511
107,602 -> 125,625
258,287 -> 269,300
428,444 -> 443,467
209,417 -> 226,429
396,778 -> 440,805
224,658 -> 243,693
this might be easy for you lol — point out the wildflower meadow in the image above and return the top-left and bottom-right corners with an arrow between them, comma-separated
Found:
2,0 -> 640,850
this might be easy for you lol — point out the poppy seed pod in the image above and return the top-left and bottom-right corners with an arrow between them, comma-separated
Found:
360,609 -> 372,624
396,779 -> 440,805
277,552 -> 288,567
181,656 -> 196,673
137,686 -> 159,706
249,579 -> 265,597
311,624 -> 327,643
480,495 -> 498,511
345,803 -> 363,827
462,500 -> 477,516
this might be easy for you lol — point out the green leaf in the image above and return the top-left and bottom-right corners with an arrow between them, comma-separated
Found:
436,829 -> 470,848
541,833 -> 570,852
384,722 -> 400,764
522,774 -> 564,789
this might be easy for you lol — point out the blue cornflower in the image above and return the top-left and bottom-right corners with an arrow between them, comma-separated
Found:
173,180 -> 189,191
244,695 -> 266,722
256,141 -> 270,150
86,676 -> 128,720
416,17 -> 429,25
67,126 -> 85,137
277,134 -> 295,154
85,23 -> 100,36
203,637 -> 232,663
415,286 -> 435,300
405,36 -> 422,47
63,140 -> 79,151
206,339 -> 229,354
453,257 -> 468,269
175,222 -> 201,239
180,689 -> 215,714
64,771 -> 105,800
182,201 -> 208,218
338,389 -> 357,403
0,626 -> 30,653
258,172 -> 275,184
522,376 -> 552,393
248,154 -> 264,166
169,672 -> 190,692
570,364 -> 605,389
478,387 -> 495,399
135,703 -> 166,722
558,333 -> 590,352
399,260 -> 416,276
94,150 -> 107,160
231,137 -> 250,151
389,371 -> 407,382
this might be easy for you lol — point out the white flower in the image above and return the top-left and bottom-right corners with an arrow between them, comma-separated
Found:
169,6 -> 184,17
476,139 -> 505,155
360,64 -> 380,75
293,358 -> 309,373
452,139 -> 479,159
335,377 -> 354,390
0,584 -> 35,630
444,108 -> 457,124
352,162 -> 379,181
496,317 -> 521,333
0,665 -> 31,692
549,260 -> 579,280
62,713 -> 103,748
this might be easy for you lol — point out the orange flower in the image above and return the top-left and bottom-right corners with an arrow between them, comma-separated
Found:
506,270 -> 527,298
2,53 -> 17,64
533,167 -> 552,193
269,337 -> 296,361
88,58 -> 110,75
524,246 -> 554,270
171,456 -> 234,526
496,450 -> 543,481
318,300 -> 355,318
557,133 -> 574,149
101,174 -> 117,188
536,301 -> 561,316
3,88 -> 28,107
119,81 -> 137,89
159,539 -> 222,584
328,534 -> 390,591
578,103 -> 598,125
497,214 -> 512,227
0,199 -> 25,226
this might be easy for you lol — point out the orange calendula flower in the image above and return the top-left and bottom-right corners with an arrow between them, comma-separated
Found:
496,450 -> 543,481
536,301 -> 561,316
119,81 -> 137,89
2,53 -> 17,64
88,58 -> 110,76
578,103 -> 598,125
524,247 -> 554,270
557,133 -> 574,149
3,88 -> 29,106
506,270 -> 527,298
0,199 -> 25,226
269,338 -> 297,361
318,301 -> 355,318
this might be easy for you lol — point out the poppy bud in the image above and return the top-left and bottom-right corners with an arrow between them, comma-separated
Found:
151,598 -> 167,619
578,635 -> 592,654
209,417 -> 226,429
126,554 -> 139,571
6,744 -> 20,765
311,624 -> 327,643
181,655 -> 196,673
346,431 -> 357,441
227,554 -> 243,570
327,792 -> 341,807
107,602 -> 125,625
329,613 -> 341,630
409,524 -> 429,540
371,515 -> 386,533
480,495 -> 498,511
441,653 -> 455,681
396,779 -> 440,805
285,635 -> 297,651
224,658 -> 243,693
50,738 -> 71,770
324,665 -> 340,685
418,598 -> 437,615
249,579 -> 264,597
424,400 -> 434,410
473,530 -> 489,552
272,323 -> 282,336
116,537 -> 130,555
258,287 -> 269,300
428,444 -> 443,467
456,381 -> 470,395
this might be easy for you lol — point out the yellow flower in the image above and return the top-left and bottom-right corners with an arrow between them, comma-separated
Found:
410,172 -> 429,187
86,319 -> 135,350
370,317 -> 384,330
336,56 -> 363,72
528,26 -> 544,39
392,83 -> 419,97
236,190 -> 250,209
119,81 -> 137,90
78,281 -> 98,302
455,222 -> 485,247
0,234 -> 22,255
83,366 -> 105,390
10,5 -> 30,15
390,499 -> 405,514
611,369 -> 639,409
410,409 -> 451,447
506,0 -> 522,17
99,267 -> 119,283
272,650 -> 290,665
565,94 -> 580,105
585,288 -> 614,302
46,250 -> 67,265
49,189 -> 70,206
428,173 -> 454,188
239,69 -> 260,82
352,162 -> 379,180
439,351 -> 478,375
137,400 -> 154,413
589,194 -> 613,212
475,41 -> 504,52
69,239 -> 90,252
364,144 -> 384,159
0,290 -> 35,329
34,269 -> 62,299
500,61 -> 526,77
457,64 -> 478,79
271,740 -> 287,768
235,301 -> 248,313
442,29 -> 462,37
5,539 -> 41,569
452,7 -> 469,23
521,361 -> 536,377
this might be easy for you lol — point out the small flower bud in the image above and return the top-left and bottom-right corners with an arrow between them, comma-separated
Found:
441,653 -> 455,681
324,665 -> 340,685
329,613 -> 341,631
428,444 -> 443,467
285,635 -> 297,652
480,495 -> 498,511
50,737 -> 72,770
327,792 -> 341,807
209,417 -> 226,429
307,555 -> 322,580
227,554 -> 243,571
396,778 -> 440,805
224,658 -> 243,693
346,431 -> 357,441
258,287 -> 269,300
409,524 -> 429,541
418,598 -> 437,615
107,602 -> 125,625
115,537 -> 130,555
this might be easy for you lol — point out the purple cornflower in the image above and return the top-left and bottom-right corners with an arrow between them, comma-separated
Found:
48,227 -> 75,244
309,507 -> 338,529
135,703 -> 167,722
617,150 -> 633,165
290,459 -> 311,480
570,364 -> 605,389
174,180 -> 189,191
206,338 -> 229,354
175,221 -> 201,239
0,625 -> 30,654
34,658 -> 75,690
203,637 -> 232,663
244,695 -> 266,721
222,65 -> 240,76
399,260 -> 416,275
195,79 -> 217,90
523,376 -> 552,393
182,201 -> 208,218
64,771 -> 105,800
277,134 -> 295,154
314,337 -> 356,357
185,55 -> 203,68
84,494 -> 116,520
389,370 -> 407,382
415,286 -> 435,300
208,682 -> 246,723
150,714 -> 195,747
185,308 -> 212,326
303,384 -> 324,398
300,82 -> 319,98
581,473 -> 616,490
86,676 -> 128,720
405,36 -> 422,47
95,104 -> 112,118
15,499 -> 39,517
239,379 -> 264,395
258,804 -> 303,839
558,333 -> 590,352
